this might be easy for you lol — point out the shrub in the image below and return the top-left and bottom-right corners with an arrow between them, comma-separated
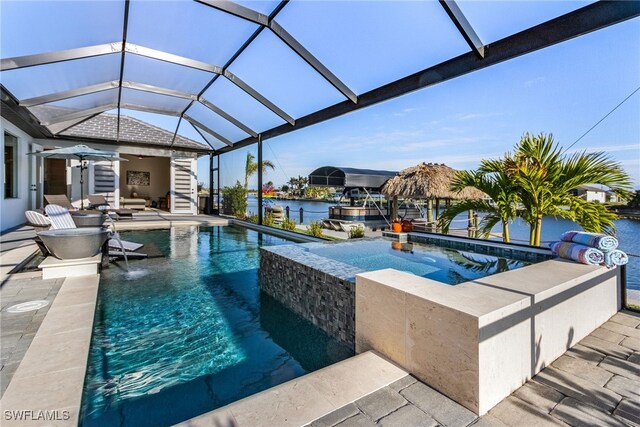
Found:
304,186 -> 330,199
246,214 -> 259,223
281,217 -> 297,231
348,225 -> 365,239
306,220 -> 324,237
222,181 -> 248,218
263,212 -> 275,227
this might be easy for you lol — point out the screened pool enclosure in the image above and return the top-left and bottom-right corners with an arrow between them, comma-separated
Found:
1,0 -> 639,217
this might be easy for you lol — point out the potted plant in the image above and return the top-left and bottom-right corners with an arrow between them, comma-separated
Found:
392,217 -> 402,233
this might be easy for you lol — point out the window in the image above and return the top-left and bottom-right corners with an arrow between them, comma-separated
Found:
4,132 -> 18,198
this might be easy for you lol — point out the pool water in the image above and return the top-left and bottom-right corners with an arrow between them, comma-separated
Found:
306,239 -> 532,285
80,226 -> 353,427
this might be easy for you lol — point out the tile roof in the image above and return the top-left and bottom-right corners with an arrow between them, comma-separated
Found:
60,113 -> 210,151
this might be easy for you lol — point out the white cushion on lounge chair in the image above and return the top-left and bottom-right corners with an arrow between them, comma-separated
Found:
45,204 -> 77,229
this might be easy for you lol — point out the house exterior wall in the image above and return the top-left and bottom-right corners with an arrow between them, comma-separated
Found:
574,188 -> 607,203
1,118 -> 34,232
585,190 -> 606,203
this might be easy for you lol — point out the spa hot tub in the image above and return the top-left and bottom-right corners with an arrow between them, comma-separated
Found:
38,227 -> 110,260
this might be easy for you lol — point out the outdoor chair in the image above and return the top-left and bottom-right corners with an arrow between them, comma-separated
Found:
87,194 -> 110,210
25,210 -> 52,231
24,210 -> 53,256
339,221 -> 366,233
44,194 -> 76,210
88,195 -> 136,219
44,204 -> 142,254
44,204 -> 79,229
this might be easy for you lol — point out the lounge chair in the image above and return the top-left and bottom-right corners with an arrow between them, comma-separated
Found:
321,219 -> 334,230
25,211 -> 52,256
339,222 -> 366,233
329,219 -> 346,231
87,195 -> 136,219
265,204 -> 284,224
24,210 -> 52,232
44,194 -> 76,211
44,204 -> 142,258
44,204 -> 78,229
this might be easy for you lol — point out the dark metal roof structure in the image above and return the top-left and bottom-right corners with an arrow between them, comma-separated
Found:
309,166 -> 397,190
1,1 -> 638,154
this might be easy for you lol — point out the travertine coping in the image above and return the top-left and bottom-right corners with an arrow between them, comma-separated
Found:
39,255 -> 102,280
177,351 -> 409,427
356,259 -> 620,415
109,217 -> 228,231
0,274 -> 99,426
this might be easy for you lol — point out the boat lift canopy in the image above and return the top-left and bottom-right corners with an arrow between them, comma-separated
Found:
308,166 -> 397,191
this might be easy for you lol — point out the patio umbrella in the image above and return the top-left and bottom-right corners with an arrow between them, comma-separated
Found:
381,162 -> 485,221
30,144 -> 128,209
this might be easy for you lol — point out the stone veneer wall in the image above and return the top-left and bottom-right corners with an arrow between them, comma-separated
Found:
260,236 -> 552,347
260,245 -> 363,346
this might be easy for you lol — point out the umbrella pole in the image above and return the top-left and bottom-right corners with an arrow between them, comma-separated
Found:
80,160 -> 86,210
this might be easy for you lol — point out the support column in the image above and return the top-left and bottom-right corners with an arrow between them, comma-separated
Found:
217,155 -> 221,213
427,199 -> 434,225
257,134 -> 263,225
208,152 -> 214,215
391,195 -> 398,220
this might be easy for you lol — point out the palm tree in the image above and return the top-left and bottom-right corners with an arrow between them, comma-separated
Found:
286,175 -> 308,196
244,152 -> 275,190
498,133 -> 631,245
439,169 -> 519,243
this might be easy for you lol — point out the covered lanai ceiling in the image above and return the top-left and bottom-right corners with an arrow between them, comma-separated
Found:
1,1 -> 639,154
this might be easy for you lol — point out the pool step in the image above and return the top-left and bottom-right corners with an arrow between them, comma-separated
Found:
176,351 -> 408,427
108,250 -> 148,259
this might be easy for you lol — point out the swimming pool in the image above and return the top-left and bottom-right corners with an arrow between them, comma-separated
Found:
306,238 -> 532,285
80,226 -> 353,427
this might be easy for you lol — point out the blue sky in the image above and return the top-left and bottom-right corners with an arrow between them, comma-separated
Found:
1,1 -> 638,189
209,12 -> 640,190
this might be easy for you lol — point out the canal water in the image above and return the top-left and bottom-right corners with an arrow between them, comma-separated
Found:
247,196 -> 639,291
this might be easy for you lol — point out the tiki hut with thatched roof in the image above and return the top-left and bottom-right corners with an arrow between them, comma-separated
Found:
381,162 -> 485,223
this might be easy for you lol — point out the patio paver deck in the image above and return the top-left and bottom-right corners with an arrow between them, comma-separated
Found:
0,272 -> 64,398
309,310 -> 640,427
2,220 -> 639,426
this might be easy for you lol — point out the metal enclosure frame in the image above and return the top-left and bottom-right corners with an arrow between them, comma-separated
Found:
1,0 -> 639,226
